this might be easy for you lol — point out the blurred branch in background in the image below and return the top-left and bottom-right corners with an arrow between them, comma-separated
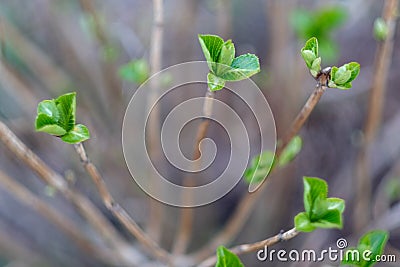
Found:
74,143 -> 171,264
172,0 -> 233,252
78,0 -> 122,124
173,89 -> 216,255
0,14 -> 108,130
0,120 -> 140,265
0,220 -> 47,266
217,0 -> 232,37
0,170 -> 118,265
0,17 -> 71,93
0,1 -> 399,266
146,0 -> 165,244
298,107 -> 400,258
0,59 -> 39,116
192,77 -> 329,261
354,0 -> 399,232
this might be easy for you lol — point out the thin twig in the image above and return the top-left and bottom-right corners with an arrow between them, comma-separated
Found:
198,228 -> 299,267
192,80 -> 328,261
354,0 -> 398,232
146,0 -> 165,243
277,84 -> 327,156
74,143 -> 171,264
0,170 -> 120,265
0,120 -> 138,265
173,90 -> 215,255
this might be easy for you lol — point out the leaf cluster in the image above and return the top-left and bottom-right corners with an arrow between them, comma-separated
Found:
35,92 -> 90,144
295,177 -> 345,232
244,136 -> 302,185
198,34 -> 260,91
301,37 -> 360,89
342,230 -> 389,267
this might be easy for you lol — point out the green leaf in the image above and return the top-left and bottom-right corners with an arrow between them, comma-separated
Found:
290,9 -> 314,39
314,7 -> 347,36
326,197 -> 345,213
35,99 -> 65,135
291,7 -> 347,39
374,18 -> 389,41
301,50 -> 317,69
207,72 -> 226,91
35,93 -> 77,135
244,151 -> 275,184
318,40 -> 339,63
311,209 -> 342,229
347,62 -> 361,81
385,178 -> 400,201
342,247 -> 362,266
310,57 -> 321,77
301,37 -> 318,69
297,177 -> 345,232
118,59 -> 149,84
303,37 -> 318,57
329,62 -> 360,89
55,92 -> 76,132
198,34 -> 224,73
303,177 -> 328,217
61,124 -> 90,144
359,230 -> 388,258
37,100 -> 60,120
215,246 -> 244,267
291,7 -> 346,62
278,136 -> 302,167
310,194 -> 330,220
35,92 -> 91,144
35,114 -> 67,136
295,212 -> 316,232
218,40 -> 235,67
342,230 -> 389,267
334,66 -> 352,84
220,54 -> 260,81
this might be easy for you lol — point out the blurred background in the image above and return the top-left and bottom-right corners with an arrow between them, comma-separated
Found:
0,0 -> 399,266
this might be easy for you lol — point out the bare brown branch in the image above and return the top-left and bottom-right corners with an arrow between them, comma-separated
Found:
192,82 -> 327,261
0,120 -> 138,265
0,170 -> 119,265
198,228 -> 299,267
74,143 -> 171,264
147,0 -> 165,243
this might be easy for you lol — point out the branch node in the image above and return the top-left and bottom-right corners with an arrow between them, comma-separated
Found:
278,229 -> 285,242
